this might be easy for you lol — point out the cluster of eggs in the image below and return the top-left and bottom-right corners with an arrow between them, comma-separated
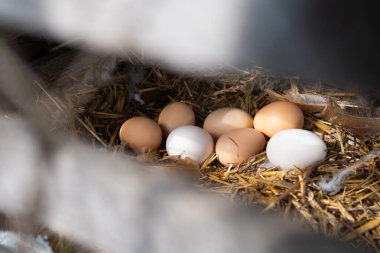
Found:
119,101 -> 327,169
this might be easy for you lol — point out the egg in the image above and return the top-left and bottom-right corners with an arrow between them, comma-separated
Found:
216,128 -> 266,166
166,125 -> 214,164
119,116 -> 162,153
266,129 -> 327,169
158,102 -> 196,136
203,107 -> 253,139
253,101 -> 304,137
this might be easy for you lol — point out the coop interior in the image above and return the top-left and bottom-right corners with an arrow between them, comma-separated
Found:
1,31 -> 380,253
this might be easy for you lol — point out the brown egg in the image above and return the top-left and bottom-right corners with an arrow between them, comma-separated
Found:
158,102 -> 195,136
216,128 -> 265,166
253,101 -> 304,137
119,116 -> 162,153
203,107 -> 253,140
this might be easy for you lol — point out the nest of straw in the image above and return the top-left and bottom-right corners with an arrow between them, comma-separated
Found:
35,55 -> 380,252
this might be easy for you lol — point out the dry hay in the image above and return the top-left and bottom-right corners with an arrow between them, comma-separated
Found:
35,56 -> 380,252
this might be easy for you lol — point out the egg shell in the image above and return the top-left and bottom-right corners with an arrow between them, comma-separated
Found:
158,102 -> 196,136
253,101 -> 304,137
203,107 -> 253,140
166,125 -> 214,164
266,129 -> 327,169
216,128 -> 266,166
119,116 -> 162,153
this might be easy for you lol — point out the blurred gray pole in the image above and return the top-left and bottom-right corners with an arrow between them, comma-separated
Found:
1,0 -> 379,90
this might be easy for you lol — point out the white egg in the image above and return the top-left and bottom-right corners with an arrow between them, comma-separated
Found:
266,129 -> 327,169
166,125 -> 214,164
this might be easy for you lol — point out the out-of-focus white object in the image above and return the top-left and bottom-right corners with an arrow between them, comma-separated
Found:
0,231 -> 53,253
266,129 -> 327,169
0,0 -> 247,71
2,0 -> 380,88
0,114 -> 365,253
166,125 -> 214,164
0,116 -> 43,216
